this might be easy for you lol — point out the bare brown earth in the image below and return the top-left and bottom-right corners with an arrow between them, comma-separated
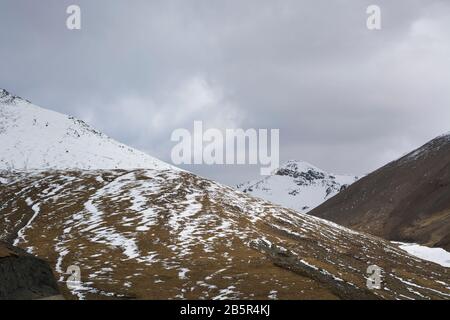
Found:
0,169 -> 449,300
310,134 -> 450,251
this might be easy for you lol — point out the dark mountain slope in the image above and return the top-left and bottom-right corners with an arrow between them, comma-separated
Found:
310,134 -> 450,251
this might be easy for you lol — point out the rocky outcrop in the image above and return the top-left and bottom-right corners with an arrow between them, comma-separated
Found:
0,242 -> 60,300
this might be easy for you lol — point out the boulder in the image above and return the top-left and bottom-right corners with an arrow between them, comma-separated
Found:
0,242 -> 60,300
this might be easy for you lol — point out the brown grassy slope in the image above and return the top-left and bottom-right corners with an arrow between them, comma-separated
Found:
0,169 -> 449,300
309,134 -> 450,251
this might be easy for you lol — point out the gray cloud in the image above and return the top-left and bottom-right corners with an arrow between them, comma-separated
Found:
1,0 -> 450,185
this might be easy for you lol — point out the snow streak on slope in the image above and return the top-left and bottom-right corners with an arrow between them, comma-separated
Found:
237,160 -> 358,213
0,89 -> 174,171
0,169 -> 448,300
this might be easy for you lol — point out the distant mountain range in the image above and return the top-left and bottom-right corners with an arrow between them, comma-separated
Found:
0,88 -> 449,300
237,160 -> 358,213
309,133 -> 450,252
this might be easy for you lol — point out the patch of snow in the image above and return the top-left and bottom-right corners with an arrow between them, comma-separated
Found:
212,286 -> 237,300
268,290 -> 278,299
13,198 -> 41,252
437,132 -> 450,139
178,268 -> 190,280
394,242 -> 450,268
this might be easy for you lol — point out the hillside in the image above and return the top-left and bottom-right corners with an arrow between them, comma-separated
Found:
0,89 -> 448,300
310,133 -> 450,251
0,169 -> 449,300
0,89 -> 173,171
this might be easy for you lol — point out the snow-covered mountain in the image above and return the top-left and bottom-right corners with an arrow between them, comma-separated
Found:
0,89 -> 448,300
237,160 -> 358,213
0,89 -> 173,171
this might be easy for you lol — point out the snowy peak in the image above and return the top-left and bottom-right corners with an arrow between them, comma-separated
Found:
273,160 -> 327,181
0,88 -> 30,105
0,89 -> 174,171
238,160 -> 358,213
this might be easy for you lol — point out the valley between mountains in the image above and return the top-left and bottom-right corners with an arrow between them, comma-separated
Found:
1,169 -> 449,300
0,89 -> 449,300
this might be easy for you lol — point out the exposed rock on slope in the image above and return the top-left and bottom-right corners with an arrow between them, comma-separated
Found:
237,160 -> 358,213
310,133 -> 450,251
0,242 -> 60,300
0,170 -> 448,300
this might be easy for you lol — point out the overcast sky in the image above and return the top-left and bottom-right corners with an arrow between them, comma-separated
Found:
1,0 -> 450,185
